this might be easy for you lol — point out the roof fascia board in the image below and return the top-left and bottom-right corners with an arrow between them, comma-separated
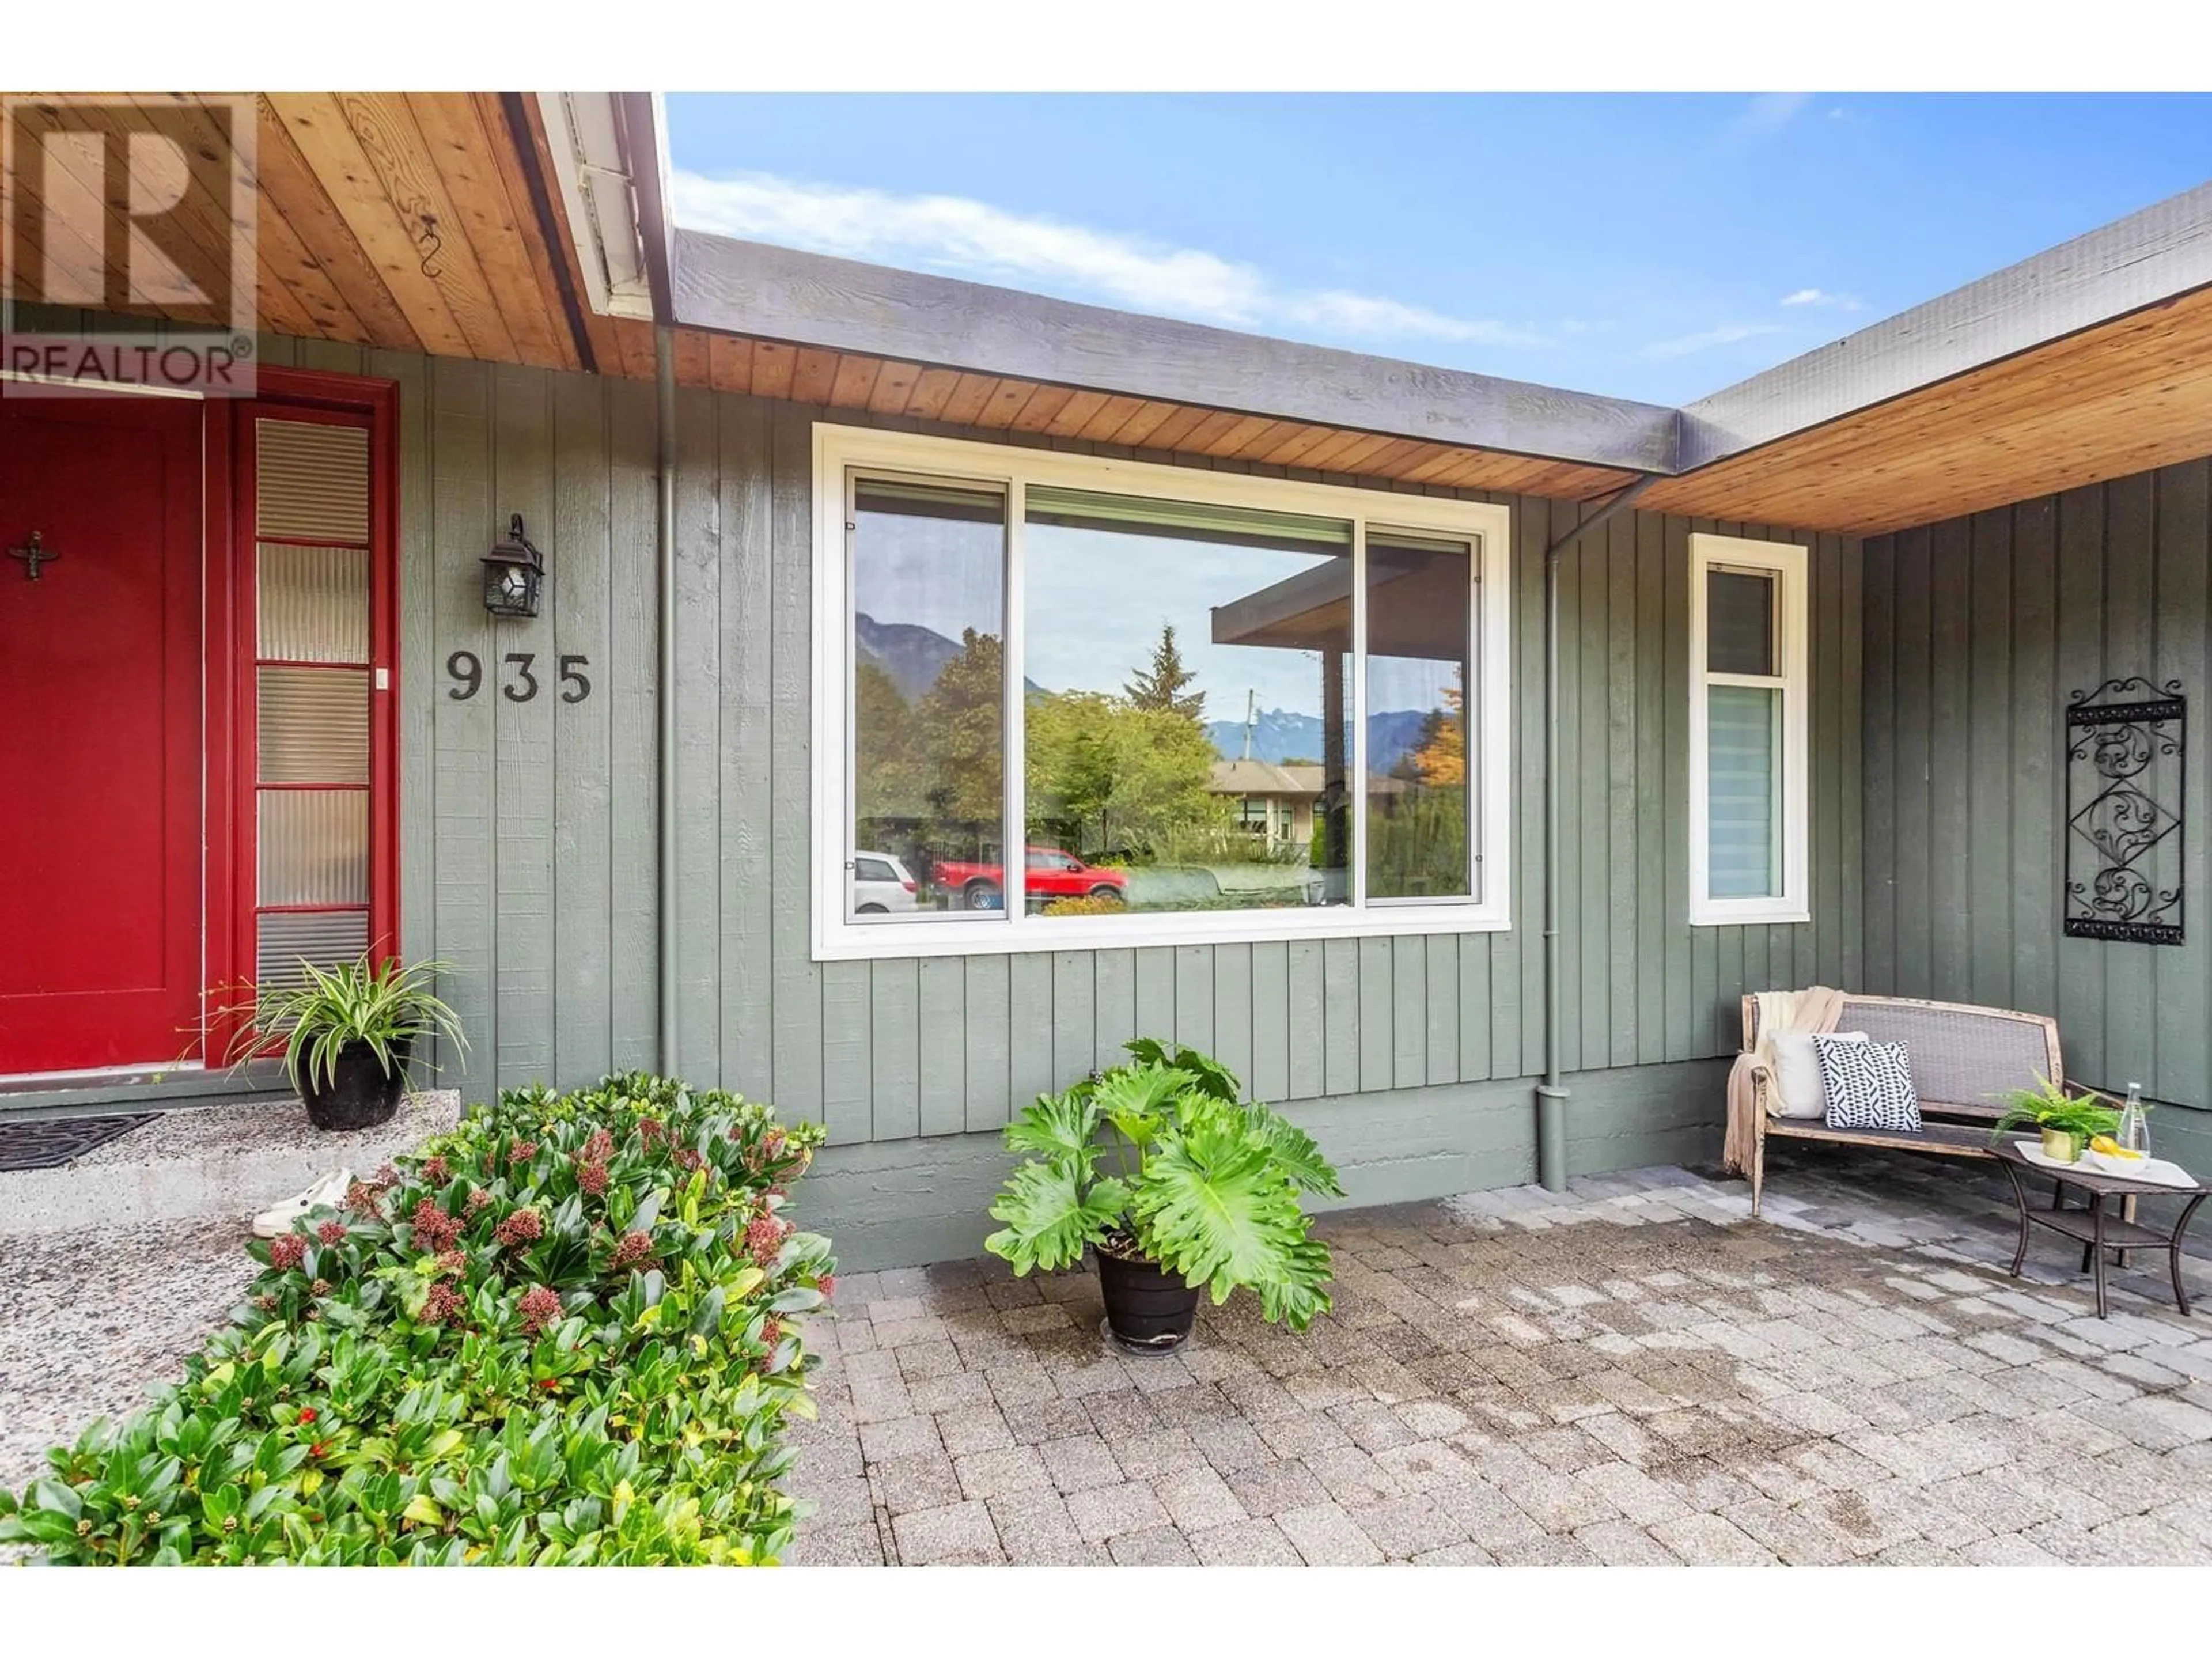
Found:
617,91 -> 676,323
536,91 -> 656,321
1680,180 -> 2212,469
669,227 -> 1680,475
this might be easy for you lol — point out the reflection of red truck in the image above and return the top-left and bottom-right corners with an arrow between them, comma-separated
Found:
932,847 -> 1128,909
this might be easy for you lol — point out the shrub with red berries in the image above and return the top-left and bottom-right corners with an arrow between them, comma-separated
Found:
3,1071 -> 831,1567
410,1198 -> 461,1255
517,1283 -> 562,1336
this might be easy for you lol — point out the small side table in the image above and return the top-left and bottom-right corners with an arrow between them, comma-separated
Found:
1991,1141 -> 2209,1319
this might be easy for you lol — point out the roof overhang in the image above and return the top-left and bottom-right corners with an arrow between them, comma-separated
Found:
10,91 -> 2210,537
668,228 -> 1681,476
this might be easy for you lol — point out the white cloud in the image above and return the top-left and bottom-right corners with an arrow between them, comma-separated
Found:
1735,92 -> 1813,135
1641,322 -> 1785,361
671,168 -> 1541,349
1780,287 -> 1865,311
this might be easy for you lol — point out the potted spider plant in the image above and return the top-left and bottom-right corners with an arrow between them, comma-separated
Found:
218,956 -> 466,1131
984,1038 -> 1342,1352
1991,1073 -> 2122,1165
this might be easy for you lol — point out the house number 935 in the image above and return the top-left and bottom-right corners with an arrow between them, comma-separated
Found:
446,650 -> 592,704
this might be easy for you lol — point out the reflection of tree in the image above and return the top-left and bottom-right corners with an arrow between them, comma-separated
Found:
854,631 -> 1006,888
1403,679 -> 1465,787
916,629 -> 1006,827
1376,667 -> 1468,898
1123,623 -> 1206,721
1027,690 -> 1219,858
855,662 -> 922,822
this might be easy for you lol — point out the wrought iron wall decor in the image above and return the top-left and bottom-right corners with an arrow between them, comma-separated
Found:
2065,676 -> 2185,945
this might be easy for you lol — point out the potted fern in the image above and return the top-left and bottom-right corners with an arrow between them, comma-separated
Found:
1991,1073 -> 2122,1164
219,956 -> 466,1131
984,1038 -> 1342,1351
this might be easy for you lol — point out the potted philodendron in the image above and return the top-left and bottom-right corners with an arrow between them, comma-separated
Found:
985,1038 -> 1343,1352
221,956 -> 467,1131
1991,1074 -> 2122,1165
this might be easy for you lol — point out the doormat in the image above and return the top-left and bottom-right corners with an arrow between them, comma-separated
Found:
0,1113 -> 156,1172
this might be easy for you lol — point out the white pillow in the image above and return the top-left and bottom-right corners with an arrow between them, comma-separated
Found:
1768,1029 -> 1867,1119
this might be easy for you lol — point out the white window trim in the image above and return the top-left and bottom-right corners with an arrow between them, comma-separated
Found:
1688,532 -> 1810,927
811,422 -> 1514,962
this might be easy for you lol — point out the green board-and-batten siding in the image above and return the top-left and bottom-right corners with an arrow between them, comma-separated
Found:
13,311 -> 1865,1255
293,338 -> 1861,1138
1860,456 -> 2212,1114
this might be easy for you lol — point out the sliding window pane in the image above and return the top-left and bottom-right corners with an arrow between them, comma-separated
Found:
1365,531 -> 1472,901
850,478 -> 1007,919
1022,487 -> 1353,917
1707,685 -> 1782,897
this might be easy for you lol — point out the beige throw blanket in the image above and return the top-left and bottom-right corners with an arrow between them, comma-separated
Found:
1722,986 -> 1847,1175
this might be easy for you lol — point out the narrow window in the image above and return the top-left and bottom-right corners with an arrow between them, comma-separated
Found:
1689,533 -> 1809,925
253,416 -> 373,988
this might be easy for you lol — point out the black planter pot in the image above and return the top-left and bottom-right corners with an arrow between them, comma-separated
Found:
299,1040 -> 407,1132
1095,1247 -> 1202,1354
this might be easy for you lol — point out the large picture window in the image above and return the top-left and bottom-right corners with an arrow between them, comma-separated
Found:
1688,533 -> 1809,926
815,426 -> 1512,959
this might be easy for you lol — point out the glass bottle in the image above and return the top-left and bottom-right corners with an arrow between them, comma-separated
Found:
2119,1082 -> 2151,1157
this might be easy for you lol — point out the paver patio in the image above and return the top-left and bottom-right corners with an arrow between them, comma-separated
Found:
788,1146 -> 2212,1566
12,1139 -> 2212,1565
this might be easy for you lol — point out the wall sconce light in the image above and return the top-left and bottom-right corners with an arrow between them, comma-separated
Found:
482,514 -> 544,618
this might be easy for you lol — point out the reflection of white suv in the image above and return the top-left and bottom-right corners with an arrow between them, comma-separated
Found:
851,851 -> 921,915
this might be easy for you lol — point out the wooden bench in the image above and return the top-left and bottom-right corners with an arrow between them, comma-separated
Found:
1743,993 -> 2069,1219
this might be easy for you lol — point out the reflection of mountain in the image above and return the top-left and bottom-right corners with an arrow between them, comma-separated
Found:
859,612 -> 1043,700
1207,708 -> 1431,773
855,613 -> 967,701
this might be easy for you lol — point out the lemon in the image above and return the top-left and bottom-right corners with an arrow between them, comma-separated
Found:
2089,1135 -> 2120,1154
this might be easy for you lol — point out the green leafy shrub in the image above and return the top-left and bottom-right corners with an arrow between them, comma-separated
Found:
0,1073 -> 832,1565
984,1038 -> 1343,1330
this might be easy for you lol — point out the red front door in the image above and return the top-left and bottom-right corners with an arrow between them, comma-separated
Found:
0,396 -> 204,1074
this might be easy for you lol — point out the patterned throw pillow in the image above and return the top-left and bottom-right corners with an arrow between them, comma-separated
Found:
1813,1035 -> 1922,1134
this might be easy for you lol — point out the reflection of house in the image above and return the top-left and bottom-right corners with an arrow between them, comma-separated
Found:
1209,760 -> 1407,849
1209,759 -> 1323,846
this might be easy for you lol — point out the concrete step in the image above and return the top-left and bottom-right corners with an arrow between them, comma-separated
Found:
0,1090 -> 460,1235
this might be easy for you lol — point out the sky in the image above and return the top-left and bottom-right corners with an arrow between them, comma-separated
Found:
665,92 -> 2211,406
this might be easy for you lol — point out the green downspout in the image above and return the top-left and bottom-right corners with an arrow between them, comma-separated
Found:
1538,476 -> 1655,1191
656,324 -> 679,1074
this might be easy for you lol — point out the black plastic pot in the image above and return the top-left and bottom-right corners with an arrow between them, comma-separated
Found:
299,1040 -> 407,1132
1096,1247 -> 1202,1354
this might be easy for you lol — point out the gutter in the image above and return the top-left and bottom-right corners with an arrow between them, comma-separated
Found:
614,93 -> 683,1076
1537,476 -> 1656,1191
